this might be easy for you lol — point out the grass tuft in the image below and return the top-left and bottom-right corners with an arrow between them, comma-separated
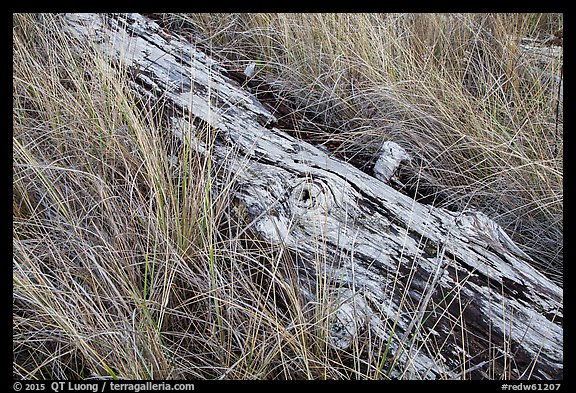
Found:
164,13 -> 562,282
13,13 -> 562,380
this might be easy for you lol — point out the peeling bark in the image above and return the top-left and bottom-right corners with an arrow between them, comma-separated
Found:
63,13 -> 563,380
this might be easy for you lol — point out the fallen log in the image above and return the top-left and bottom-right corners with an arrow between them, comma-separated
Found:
63,13 -> 563,380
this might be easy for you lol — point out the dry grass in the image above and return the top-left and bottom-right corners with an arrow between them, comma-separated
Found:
12,13 -> 364,380
13,13 -> 562,380
164,13 -> 563,281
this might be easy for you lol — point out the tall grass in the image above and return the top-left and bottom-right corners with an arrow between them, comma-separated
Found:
13,13 -> 562,380
12,13 -> 354,379
163,13 -> 563,282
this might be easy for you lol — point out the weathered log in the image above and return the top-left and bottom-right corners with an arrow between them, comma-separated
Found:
63,13 -> 563,380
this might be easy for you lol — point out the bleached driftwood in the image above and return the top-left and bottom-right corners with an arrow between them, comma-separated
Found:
63,13 -> 563,380
373,140 -> 411,185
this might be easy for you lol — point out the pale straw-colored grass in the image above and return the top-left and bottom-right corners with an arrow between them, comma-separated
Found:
168,13 -> 562,282
13,13 -> 562,380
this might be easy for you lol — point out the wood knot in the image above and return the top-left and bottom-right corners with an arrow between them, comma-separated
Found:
291,180 -> 329,212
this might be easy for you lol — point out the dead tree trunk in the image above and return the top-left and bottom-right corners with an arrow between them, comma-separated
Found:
63,13 -> 563,379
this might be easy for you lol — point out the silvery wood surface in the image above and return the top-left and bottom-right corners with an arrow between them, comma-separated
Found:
63,13 -> 562,379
